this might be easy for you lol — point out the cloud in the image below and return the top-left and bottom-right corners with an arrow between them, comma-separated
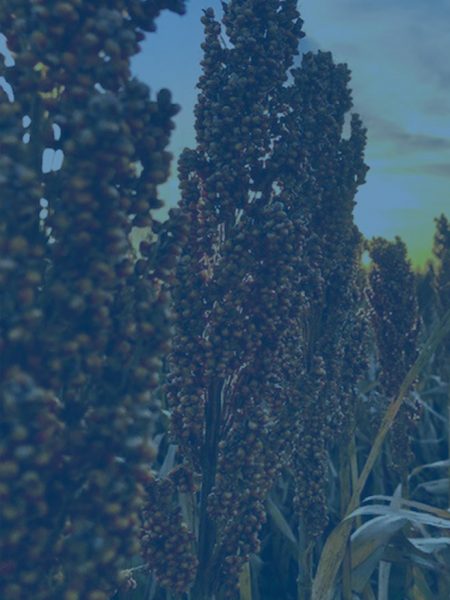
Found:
339,0 -> 450,15
299,0 -> 450,122
421,96 -> 450,117
391,163 -> 450,178
364,115 -> 450,153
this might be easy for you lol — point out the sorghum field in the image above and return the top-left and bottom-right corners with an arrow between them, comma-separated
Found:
1,2 -> 450,600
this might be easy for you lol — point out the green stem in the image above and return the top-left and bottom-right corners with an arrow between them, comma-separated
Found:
339,440 -> 353,600
191,378 -> 223,600
297,516 -> 313,600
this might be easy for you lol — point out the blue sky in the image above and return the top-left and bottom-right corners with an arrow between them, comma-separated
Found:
134,1 -> 448,266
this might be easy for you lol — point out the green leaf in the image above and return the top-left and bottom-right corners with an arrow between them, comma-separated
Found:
348,505 -> 450,530
408,537 -> 450,554
351,515 -> 407,593
266,496 -> 298,550
410,459 -> 450,478
363,495 -> 450,521
416,478 -> 449,495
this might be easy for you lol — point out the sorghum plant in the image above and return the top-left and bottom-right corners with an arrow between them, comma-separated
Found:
142,2 -> 369,599
368,237 -> 420,476
168,3 -> 307,596
0,1 -> 186,598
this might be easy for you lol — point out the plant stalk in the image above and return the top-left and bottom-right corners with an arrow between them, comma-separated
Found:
297,517 -> 313,600
339,440 -> 353,600
191,378 -> 223,600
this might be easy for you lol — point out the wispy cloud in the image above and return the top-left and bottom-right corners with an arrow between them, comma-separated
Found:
390,163 -> 450,178
364,115 -> 450,153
